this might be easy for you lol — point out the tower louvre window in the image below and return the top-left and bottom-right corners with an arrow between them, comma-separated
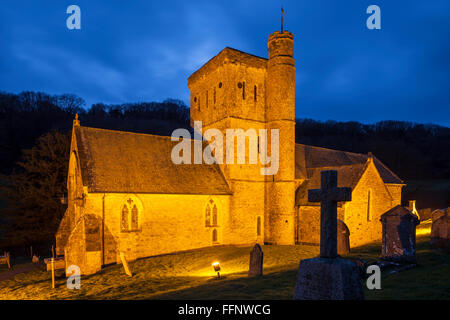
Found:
243,82 -> 246,100
254,85 -> 257,102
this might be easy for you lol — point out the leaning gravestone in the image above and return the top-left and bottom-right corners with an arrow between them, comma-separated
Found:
380,205 -> 420,263
248,244 -> 263,277
337,219 -> 350,256
294,170 -> 364,300
430,212 -> 450,251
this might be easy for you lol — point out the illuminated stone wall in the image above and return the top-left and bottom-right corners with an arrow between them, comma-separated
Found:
385,184 -> 403,206
297,160 -> 401,248
343,160 -> 395,247
63,193 -> 231,274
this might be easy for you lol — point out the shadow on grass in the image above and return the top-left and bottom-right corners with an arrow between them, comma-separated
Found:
151,268 -> 299,300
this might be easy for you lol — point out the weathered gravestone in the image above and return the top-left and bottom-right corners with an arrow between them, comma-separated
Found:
337,219 -> 350,256
430,212 -> 450,251
248,244 -> 263,277
431,208 -> 449,222
380,205 -> 420,263
294,170 -> 364,300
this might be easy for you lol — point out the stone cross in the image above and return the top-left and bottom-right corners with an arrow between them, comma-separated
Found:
308,170 -> 352,258
248,244 -> 263,277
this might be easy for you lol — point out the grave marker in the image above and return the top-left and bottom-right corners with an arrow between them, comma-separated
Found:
294,170 -> 364,300
380,205 -> 420,263
248,244 -> 263,277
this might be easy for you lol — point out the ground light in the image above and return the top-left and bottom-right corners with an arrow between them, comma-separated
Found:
212,261 -> 221,278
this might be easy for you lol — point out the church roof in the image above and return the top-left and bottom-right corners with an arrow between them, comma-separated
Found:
294,144 -> 403,206
188,47 -> 267,84
74,126 -> 232,195
295,144 -> 403,184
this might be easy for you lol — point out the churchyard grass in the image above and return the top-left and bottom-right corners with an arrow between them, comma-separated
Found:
1,233 -> 449,300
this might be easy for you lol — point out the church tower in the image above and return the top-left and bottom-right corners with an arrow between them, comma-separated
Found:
264,30 -> 296,245
187,26 -> 296,246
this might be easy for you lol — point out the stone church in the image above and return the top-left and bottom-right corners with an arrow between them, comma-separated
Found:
56,29 -> 404,274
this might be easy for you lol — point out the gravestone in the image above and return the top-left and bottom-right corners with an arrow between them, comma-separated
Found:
337,219 -> 350,255
432,208 -> 448,222
380,205 -> 420,263
430,212 -> 450,251
294,170 -> 364,300
418,208 -> 432,221
248,244 -> 263,277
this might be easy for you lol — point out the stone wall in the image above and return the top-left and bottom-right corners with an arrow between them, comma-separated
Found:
298,205 -> 345,245
344,160 -> 393,247
385,184 -> 403,206
73,193 -> 232,267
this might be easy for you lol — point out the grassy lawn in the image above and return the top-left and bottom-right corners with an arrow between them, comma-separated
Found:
1,226 -> 449,300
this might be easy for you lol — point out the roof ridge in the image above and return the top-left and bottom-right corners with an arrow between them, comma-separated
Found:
295,143 -> 368,158
373,155 -> 404,183
306,163 -> 366,169
223,47 -> 268,61
79,125 -> 203,142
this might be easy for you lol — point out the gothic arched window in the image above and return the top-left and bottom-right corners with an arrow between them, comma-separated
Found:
121,205 -> 129,231
121,198 -> 140,232
212,229 -> 218,243
206,199 -> 218,227
205,205 -> 211,227
131,204 -> 139,230
212,204 -> 218,226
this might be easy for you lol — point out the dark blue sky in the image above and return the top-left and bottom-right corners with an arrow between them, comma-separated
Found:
1,1 -> 449,126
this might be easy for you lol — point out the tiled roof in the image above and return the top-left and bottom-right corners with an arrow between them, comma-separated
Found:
75,126 -> 232,195
295,144 -> 403,184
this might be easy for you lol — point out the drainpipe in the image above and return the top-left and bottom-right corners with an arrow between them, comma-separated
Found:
102,193 -> 105,266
